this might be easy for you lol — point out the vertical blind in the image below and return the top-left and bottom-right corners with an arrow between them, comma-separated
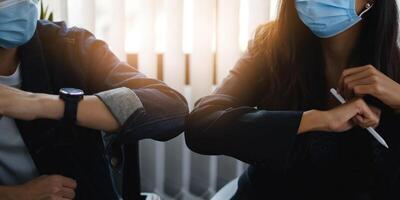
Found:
42,0 -> 279,199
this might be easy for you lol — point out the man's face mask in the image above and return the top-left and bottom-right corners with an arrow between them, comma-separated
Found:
295,0 -> 374,38
0,0 -> 38,49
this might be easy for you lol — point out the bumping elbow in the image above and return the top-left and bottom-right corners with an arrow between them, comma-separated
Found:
184,130 -> 203,154
184,113 -> 215,155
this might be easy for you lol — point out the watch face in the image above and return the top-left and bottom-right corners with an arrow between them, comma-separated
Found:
60,88 -> 84,96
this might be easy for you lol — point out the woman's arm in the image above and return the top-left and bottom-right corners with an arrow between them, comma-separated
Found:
299,110 -> 328,133
186,43 -> 380,166
186,44 -> 304,166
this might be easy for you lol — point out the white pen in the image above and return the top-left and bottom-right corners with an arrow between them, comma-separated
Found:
330,88 -> 389,149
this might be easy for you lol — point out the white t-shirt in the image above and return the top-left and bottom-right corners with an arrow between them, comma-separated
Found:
0,65 -> 38,185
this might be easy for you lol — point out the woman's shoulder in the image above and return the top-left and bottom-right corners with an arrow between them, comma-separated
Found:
248,21 -> 277,56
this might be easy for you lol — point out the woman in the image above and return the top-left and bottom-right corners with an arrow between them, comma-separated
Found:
186,0 -> 400,199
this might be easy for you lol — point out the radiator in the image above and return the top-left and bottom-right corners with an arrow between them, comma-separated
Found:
139,87 -> 248,200
44,0 -> 279,199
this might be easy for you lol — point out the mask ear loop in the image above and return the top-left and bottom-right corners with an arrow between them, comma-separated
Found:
360,1 -> 375,18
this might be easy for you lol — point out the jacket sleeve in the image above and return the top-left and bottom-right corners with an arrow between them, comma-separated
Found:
185,42 -> 303,166
376,110 -> 400,149
72,28 -> 189,142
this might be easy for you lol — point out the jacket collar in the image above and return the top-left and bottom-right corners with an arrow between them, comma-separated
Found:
18,30 -> 53,94
15,30 -> 58,174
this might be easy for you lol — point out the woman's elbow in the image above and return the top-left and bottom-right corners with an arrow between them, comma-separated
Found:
184,113 -> 215,155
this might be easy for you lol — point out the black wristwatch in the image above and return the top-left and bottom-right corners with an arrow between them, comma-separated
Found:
59,88 -> 84,123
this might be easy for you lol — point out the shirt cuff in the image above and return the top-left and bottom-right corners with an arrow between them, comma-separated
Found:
95,87 -> 144,126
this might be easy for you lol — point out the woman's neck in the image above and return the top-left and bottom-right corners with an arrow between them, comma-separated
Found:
321,23 -> 363,87
322,24 -> 362,67
0,48 -> 19,76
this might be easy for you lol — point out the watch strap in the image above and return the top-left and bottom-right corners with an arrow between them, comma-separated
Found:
63,98 -> 80,123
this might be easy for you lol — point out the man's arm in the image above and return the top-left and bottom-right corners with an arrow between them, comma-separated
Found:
0,84 -> 120,133
0,186 -> 18,200
37,94 -> 120,133
74,28 -> 188,141
2,23 -> 188,140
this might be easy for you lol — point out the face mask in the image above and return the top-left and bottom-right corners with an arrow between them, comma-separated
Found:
0,0 -> 39,49
295,0 -> 374,38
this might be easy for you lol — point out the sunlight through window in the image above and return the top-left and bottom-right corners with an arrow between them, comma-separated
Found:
270,0 -> 279,20
183,0 -> 193,54
155,0 -> 166,53
239,0 -> 249,52
125,0 -> 141,53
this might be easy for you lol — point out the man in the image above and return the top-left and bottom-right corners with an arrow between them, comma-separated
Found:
0,0 -> 188,199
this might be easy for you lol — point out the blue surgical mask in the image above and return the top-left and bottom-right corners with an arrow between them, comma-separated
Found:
295,0 -> 374,38
0,0 -> 39,49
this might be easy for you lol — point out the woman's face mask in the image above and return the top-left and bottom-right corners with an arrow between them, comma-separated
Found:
0,0 -> 38,49
295,0 -> 374,38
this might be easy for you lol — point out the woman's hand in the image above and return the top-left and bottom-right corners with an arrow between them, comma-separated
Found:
338,64 -> 400,111
298,98 -> 380,134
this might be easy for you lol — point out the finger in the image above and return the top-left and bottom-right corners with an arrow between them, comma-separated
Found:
355,115 -> 376,127
355,115 -> 365,123
54,198 -> 71,200
339,65 -> 374,93
338,73 -> 345,95
342,83 -> 354,100
358,104 -> 378,125
359,119 -> 376,128
50,194 -> 73,200
347,77 -> 377,95
338,73 -> 351,99
344,69 -> 375,86
342,65 -> 372,77
369,105 -> 382,116
352,116 -> 362,127
59,177 -> 77,189
57,188 -> 76,199
353,84 -> 381,96
353,115 -> 372,128
359,107 -> 375,122
44,195 -> 65,200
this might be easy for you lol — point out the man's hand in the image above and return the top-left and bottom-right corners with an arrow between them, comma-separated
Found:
14,175 -> 77,200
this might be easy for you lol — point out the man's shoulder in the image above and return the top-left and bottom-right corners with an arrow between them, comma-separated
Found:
36,20 -> 94,46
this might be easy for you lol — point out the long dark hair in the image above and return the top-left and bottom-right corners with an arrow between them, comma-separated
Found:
252,0 -> 400,110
